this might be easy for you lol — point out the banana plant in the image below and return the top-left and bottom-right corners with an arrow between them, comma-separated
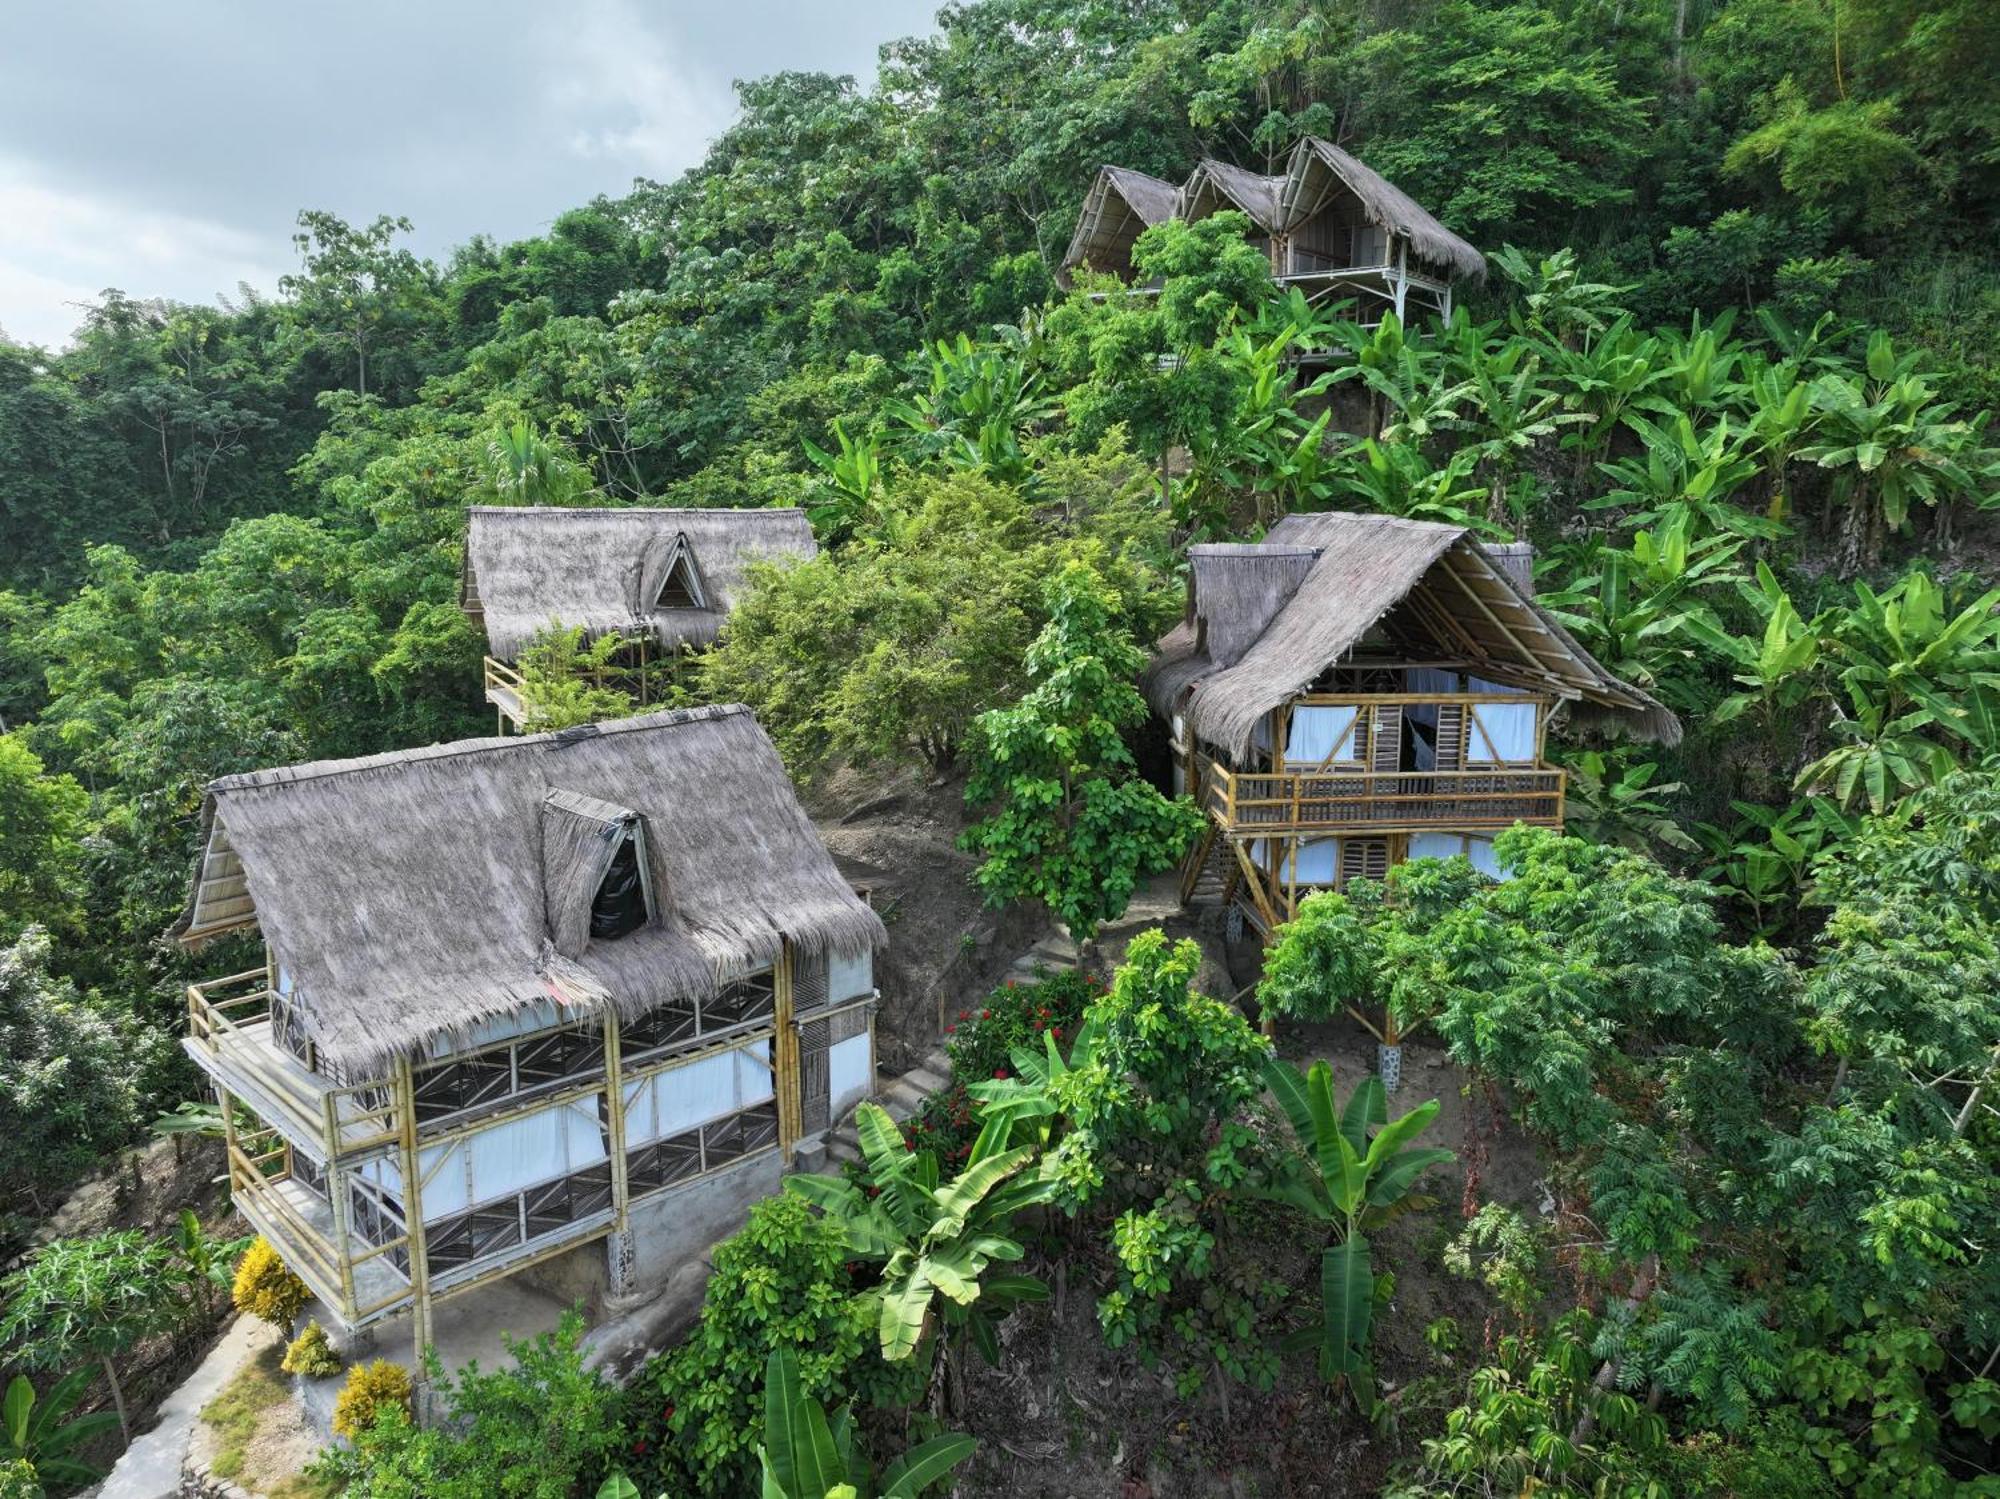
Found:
757,1349 -> 974,1499
1798,332 -> 1997,574
1539,516 -> 1744,705
1346,346 -> 1474,445
1677,561 -> 1824,728
1797,570 -> 2000,811
964,1013 -> 1102,1151
1256,1057 -> 1453,1407
1636,311 -> 1744,417
1454,339 -> 1589,525
1540,318 -> 1666,455
1739,358 -> 1819,522
1559,750 -> 1696,855
802,420 -> 885,544
3,1371 -> 119,1489
1592,412 -> 1778,540
784,1102 -> 1053,1364
1329,440 -> 1496,534
1693,799 -> 1859,934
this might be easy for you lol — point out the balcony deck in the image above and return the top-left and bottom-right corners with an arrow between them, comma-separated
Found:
185,970 -> 401,1163
1201,759 -> 1564,834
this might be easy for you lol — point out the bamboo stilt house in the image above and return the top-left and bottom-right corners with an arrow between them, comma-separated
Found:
461,505 -> 816,729
1060,137 -> 1485,325
1143,513 -> 1676,936
173,705 -> 882,1359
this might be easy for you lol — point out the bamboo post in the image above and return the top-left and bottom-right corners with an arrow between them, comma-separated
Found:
602,1014 -> 635,1299
391,1060 -> 433,1374
774,942 -> 800,1164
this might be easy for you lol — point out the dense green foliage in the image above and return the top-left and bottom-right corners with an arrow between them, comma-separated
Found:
622,1196 -> 920,1498
3,0 -> 1999,1488
960,562 -> 1202,940
311,1314 -> 625,1498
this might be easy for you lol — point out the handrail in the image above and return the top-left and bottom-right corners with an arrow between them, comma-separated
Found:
186,975 -> 401,1161
1201,759 -> 1565,833
483,655 -> 525,692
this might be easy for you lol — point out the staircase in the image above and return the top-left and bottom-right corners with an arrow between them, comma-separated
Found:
1183,836 -> 1232,909
824,1043 -> 949,1168
822,923 -> 1084,1169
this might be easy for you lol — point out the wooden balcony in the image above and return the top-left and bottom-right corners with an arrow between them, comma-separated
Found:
484,655 -> 528,729
1201,758 -> 1564,834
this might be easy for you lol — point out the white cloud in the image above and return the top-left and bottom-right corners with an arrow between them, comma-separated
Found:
548,1 -> 735,174
0,157 -> 290,348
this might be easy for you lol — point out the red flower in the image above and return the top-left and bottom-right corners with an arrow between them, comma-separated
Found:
959,1009 -> 971,1021
980,1009 -> 991,1020
1052,1027 -> 1064,1040
1005,981 -> 1016,990
633,1439 -> 649,1455
662,1404 -> 675,1421
994,1068 -> 1009,1079
945,1025 -> 956,1034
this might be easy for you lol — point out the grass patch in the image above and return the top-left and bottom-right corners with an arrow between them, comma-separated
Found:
198,1341 -> 341,1498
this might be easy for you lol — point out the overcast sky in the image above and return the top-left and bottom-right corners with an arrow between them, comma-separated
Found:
0,1 -> 939,350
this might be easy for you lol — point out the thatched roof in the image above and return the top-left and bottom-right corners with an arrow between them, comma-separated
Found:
1181,159 -> 1287,234
462,505 -> 816,661
1143,513 -> 1678,753
171,706 -> 884,1079
1281,138 -> 1485,281
1059,165 -> 1183,282
1062,137 -> 1484,285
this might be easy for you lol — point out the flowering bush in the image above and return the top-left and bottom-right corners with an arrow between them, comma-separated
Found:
908,967 -> 1103,1163
943,967 -> 1099,1081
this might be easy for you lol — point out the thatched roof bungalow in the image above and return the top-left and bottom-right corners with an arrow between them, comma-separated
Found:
1146,512 -> 1677,754
1060,165 -> 1182,284
176,704 -> 881,1080
1149,513 -> 1677,930
1059,137 -> 1482,322
461,505 -> 816,663
175,705 -> 886,1343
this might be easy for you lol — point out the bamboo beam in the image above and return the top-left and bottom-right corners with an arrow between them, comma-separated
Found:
774,940 -> 800,1164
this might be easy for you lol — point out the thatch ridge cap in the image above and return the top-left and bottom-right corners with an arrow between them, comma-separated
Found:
205,705 -> 754,798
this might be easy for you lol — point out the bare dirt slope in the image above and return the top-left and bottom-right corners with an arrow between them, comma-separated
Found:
806,764 -> 1049,1073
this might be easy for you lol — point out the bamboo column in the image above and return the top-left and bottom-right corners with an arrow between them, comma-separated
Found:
773,941 -> 801,1165
391,1059 -> 434,1373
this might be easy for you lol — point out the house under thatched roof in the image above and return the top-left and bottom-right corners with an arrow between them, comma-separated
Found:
1059,137 -> 1483,286
1059,165 -> 1183,284
172,705 -> 883,1079
1278,138 -> 1485,282
1143,512 -> 1678,755
461,506 -> 816,661
1181,159 -> 1287,234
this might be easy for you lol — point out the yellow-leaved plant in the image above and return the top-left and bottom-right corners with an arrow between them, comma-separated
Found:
230,1237 -> 309,1329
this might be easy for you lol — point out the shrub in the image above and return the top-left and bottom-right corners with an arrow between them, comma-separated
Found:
943,967 -> 1099,1082
281,1321 -> 343,1378
897,969 -> 1105,1168
312,1314 -> 624,1498
331,1360 -> 412,1441
620,1195 -> 920,1498
231,1237 -> 310,1329
0,1458 -> 42,1499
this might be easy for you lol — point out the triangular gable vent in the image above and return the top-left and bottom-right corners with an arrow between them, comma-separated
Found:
655,533 -> 706,610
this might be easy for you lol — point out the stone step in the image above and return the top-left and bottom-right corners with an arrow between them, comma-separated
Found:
902,1065 -> 947,1095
